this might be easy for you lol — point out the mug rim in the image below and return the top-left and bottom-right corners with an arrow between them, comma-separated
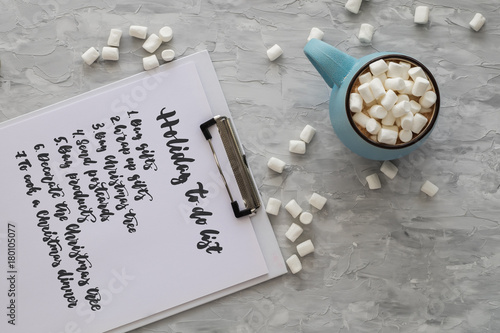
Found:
345,54 -> 440,150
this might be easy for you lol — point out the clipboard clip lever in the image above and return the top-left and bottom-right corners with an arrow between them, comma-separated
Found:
200,116 -> 261,218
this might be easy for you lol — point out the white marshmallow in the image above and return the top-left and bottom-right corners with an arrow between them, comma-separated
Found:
412,77 -> 430,97
286,254 -> 302,274
391,100 -> 410,118
159,26 -> 173,42
380,89 -> 398,111
358,23 -> 374,43
107,29 -> 122,47
421,180 -> 439,197
408,66 -> 426,81
399,61 -> 411,79
380,160 -> 398,179
414,6 -> 429,24
285,199 -> 303,218
397,94 -> 410,103
387,62 -> 405,78
299,212 -> 313,225
265,198 -> 281,216
309,193 -> 327,210
300,124 -> 316,143
366,118 -> 381,135
419,90 -> 437,108
358,82 -> 375,103
368,105 -> 387,119
307,27 -> 324,41
143,54 -> 159,70
267,44 -> 283,61
469,13 -> 486,32
384,77 -> 405,91
285,223 -> 304,242
374,73 -> 387,85
369,78 -> 386,99
297,239 -> 315,257
289,140 -> 306,154
411,113 -> 428,134
352,112 -> 371,128
399,129 -> 413,143
377,128 -> 398,145
129,25 -> 148,39
401,80 -> 414,95
345,0 -> 363,14
142,33 -> 162,53
410,100 -> 422,114
349,93 -> 364,113
358,72 -> 372,84
82,47 -> 99,65
365,173 -> 381,189
420,107 -> 433,114
267,157 -> 286,173
400,112 -> 414,130
161,49 -> 175,62
369,59 -> 389,76
381,111 -> 396,126
102,46 -> 119,61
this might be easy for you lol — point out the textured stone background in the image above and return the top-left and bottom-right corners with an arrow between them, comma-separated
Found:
1,0 -> 499,332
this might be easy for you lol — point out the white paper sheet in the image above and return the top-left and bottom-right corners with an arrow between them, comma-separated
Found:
0,54 -> 272,333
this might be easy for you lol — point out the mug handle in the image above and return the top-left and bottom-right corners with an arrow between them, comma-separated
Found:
304,39 -> 357,88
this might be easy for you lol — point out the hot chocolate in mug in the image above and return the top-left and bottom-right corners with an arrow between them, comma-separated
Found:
303,38 -> 440,160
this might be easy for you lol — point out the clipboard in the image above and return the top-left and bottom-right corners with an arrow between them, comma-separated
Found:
0,50 -> 287,333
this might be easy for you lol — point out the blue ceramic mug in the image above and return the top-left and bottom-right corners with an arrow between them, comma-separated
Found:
304,38 -> 440,160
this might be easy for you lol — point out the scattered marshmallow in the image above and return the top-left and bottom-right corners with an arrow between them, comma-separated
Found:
309,193 -> 327,210
107,29 -> 122,47
297,239 -> 315,257
369,59 -> 389,76
129,25 -> 148,39
299,212 -> 313,225
414,6 -> 430,25
159,26 -> 173,42
380,160 -> 398,179
469,13 -> 486,32
421,180 -> 439,197
411,113 -> 428,134
285,223 -> 304,242
300,125 -> 316,143
267,44 -> 283,61
82,47 -> 99,65
307,27 -> 324,41
286,254 -> 302,274
102,46 -> 119,61
289,140 -> 306,154
268,157 -> 286,173
265,198 -> 281,216
358,23 -> 374,43
161,49 -> 175,62
142,33 -> 162,53
377,128 -> 398,145
285,199 -> 303,218
365,173 -> 381,189
345,0 -> 363,14
350,93 -> 364,113
143,54 -> 159,71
